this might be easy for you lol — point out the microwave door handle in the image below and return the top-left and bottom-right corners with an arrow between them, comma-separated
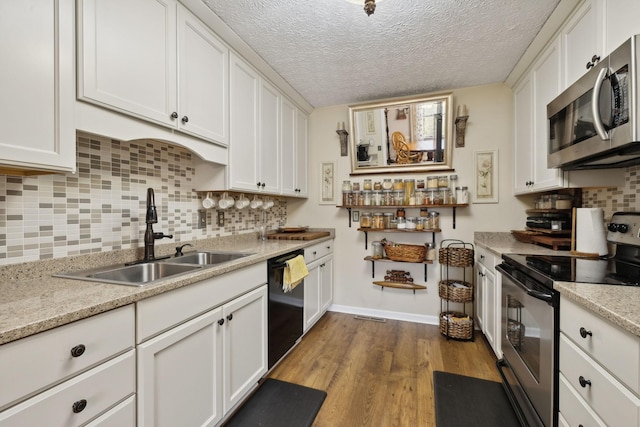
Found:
592,67 -> 611,140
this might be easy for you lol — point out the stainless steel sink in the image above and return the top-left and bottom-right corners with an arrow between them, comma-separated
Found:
54,251 -> 254,286
164,251 -> 252,266
55,262 -> 202,287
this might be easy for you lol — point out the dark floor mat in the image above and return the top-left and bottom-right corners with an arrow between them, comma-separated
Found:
224,378 -> 327,427
434,371 -> 521,427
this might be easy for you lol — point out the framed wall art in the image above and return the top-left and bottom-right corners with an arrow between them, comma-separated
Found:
473,150 -> 498,203
319,161 -> 336,205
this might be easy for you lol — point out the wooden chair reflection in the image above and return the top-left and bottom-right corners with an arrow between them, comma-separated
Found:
392,131 -> 423,164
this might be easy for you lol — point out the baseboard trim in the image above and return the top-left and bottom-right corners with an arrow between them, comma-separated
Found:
327,304 -> 440,326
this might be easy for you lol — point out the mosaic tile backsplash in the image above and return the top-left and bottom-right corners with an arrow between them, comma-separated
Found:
0,132 -> 286,265
583,165 -> 639,218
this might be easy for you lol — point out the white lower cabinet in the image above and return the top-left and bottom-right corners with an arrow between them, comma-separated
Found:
136,264 -> 268,426
304,254 -> 333,332
85,395 -> 136,427
475,246 -> 501,358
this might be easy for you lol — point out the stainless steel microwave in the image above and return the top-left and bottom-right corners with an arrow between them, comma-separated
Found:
547,35 -> 639,170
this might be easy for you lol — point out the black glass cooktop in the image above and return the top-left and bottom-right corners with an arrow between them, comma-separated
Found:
502,254 -> 640,287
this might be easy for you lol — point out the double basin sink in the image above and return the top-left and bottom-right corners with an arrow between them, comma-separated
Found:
55,251 -> 254,287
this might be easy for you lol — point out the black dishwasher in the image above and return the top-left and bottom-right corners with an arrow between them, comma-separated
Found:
267,249 -> 305,368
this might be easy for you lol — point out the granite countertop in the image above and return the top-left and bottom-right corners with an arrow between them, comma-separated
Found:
474,232 -> 640,338
0,230 -> 334,346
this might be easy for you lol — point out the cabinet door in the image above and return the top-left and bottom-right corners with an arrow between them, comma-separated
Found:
78,0 -> 177,127
259,79 -> 281,194
281,97 -> 298,196
0,0 -> 75,173
85,395 -> 136,427
177,5 -> 228,145
137,308 -> 223,427
483,267 -> 497,355
320,257 -> 333,312
223,285 -> 268,413
476,267 -> 486,331
304,261 -> 322,332
562,0 -> 600,88
602,0 -> 640,56
229,53 -> 260,192
295,109 -> 309,196
531,39 -> 564,192
513,75 -> 534,194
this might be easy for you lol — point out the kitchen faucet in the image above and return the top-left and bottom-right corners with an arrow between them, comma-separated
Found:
143,188 -> 173,261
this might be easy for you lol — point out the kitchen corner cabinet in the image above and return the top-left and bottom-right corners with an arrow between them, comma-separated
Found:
0,0 -> 76,174
304,241 -> 333,332
475,246 -> 501,358
78,0 -> 229,145
0,306 -> 135,426
136,263 -> 267,425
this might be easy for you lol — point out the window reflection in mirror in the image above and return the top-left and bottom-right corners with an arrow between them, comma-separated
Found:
349,93 -> 453,175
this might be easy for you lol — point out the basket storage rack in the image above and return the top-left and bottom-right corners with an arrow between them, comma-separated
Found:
439,239 -> 474,340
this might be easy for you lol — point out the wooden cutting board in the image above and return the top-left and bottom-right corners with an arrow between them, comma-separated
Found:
530,235 -> 572,251
267,231 -> 330,240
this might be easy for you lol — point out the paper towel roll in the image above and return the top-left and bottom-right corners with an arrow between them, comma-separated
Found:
575,208 -> 608,256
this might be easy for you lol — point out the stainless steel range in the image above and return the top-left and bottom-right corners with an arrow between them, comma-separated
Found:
495,212 -> 640,427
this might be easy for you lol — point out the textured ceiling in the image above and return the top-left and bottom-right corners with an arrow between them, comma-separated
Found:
202,0 -> 561,108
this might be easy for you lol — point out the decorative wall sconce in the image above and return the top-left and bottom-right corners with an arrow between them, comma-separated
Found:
455,104 -> 469,147
336,122 -> 349,156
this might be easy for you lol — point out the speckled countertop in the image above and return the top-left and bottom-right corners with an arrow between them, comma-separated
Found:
0,230 -> 334,346
474,232 -> 640,338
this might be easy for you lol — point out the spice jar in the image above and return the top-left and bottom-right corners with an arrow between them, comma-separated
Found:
438,175 -> 449,188
406,217 -> 417,230
427,176 -> 438,189
353,190 -> 363,206
342,190 -> 352,206
382,178 -> 393,190
372,241 -> 384,259
388,219 -> 398,229
383,212 -> 394,229
455,186 -> 469,204
363,179 -> 372,191
363,190 -> 372,206
352,181 -> 361,191
429,211 -> 440,229
441,189 -> 450,205
432,189 -> 443,205
393,190 -> 405,205
392,179 -> 404,190
382,190 -> 393,206
372,212 -> 385,229
416,217 -> 425,231
427,243 -> 437,261
396,217 -> 406,229
403,179 -> 415,205
419,208 -> 429,217
415,189 -> 426,205
360,212 -> 372,228
416,179 -> 425,189
372,190 -> 383,206
373,181 -> 382,191
342,180 -> 352,192
396,208 -> 405,218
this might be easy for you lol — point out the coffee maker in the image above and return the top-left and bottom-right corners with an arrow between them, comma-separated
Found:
357,144 -> 370,162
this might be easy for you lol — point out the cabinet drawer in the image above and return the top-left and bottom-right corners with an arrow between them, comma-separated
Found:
137,262 -> 266,343
560,333 -> 640,426
0,350 -> 135,427
305,240 -> 333,263
475,245 -> 497,270
0,305 -> 134,410
85,395 -> 135,427
559,373 -> 606,427
560,296 -> 640,393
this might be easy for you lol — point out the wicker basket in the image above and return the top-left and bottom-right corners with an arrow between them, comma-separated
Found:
439,311 -> 474,340
507,319 -> 525,348
381,239 -> 426,262
438,280 -> 473,303
438,247 -> 474,267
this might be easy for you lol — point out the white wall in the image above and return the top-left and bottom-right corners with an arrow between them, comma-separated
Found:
288,83 -> 533,323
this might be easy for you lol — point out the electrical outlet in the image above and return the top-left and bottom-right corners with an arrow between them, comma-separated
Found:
197,209 -> 206,229
217,211 -> 224,227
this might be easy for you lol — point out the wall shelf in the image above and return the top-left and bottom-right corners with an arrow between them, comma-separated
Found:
372,281 -> 426,294
364,256 -> 432,281
338,204 -> 467,229
358,227 -> 440,249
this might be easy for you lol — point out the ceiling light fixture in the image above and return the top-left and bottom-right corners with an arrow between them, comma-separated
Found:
346,0 -> 384,16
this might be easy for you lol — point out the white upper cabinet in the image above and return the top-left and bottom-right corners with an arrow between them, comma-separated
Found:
78,0 -> 228,145
281,97 -> 309,197
258,79 -> 281,194
0,0 -> 75,173
601,0 -> 640,55
295,110 -> 309,197
562,0 -> 600,88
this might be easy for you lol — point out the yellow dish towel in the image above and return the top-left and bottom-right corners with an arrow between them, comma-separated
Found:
283,255 -> 308,292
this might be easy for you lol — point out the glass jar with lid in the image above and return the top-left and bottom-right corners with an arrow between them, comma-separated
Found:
382,190 -> 393,206
404,179 -> 415,204
372,190 -> 383,206
382,178 -> 393,190
342,191 -> 353,206
396,208 -> 405,218
373,181 -> 382,191
396,217 -> 406,229
372,212 -> 385,229
342,180 -> 352,192
416,217 -> 425,231
415,189 -> 426,205
416,179 -> 425,189
383,212 -> 394,229
352,181 -> 361,191
392,179 -> 404,190
393,190 -> 405,205
363,190 -> 372,206
438,175 -> 449,189
363,179 -> 372,191
353,190 -> 363,206
372,241 -> 384,259
360,212 -> 372,228
455,186 -> 469,204
432,189 -> 443,205
427,176 -> 439,189
429,211 -> 440,229
405,217 -> 417,230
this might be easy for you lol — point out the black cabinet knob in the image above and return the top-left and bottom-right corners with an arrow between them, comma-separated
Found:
181,116 -> 189,124
257,182 -> 261,188
579,376 -> 592,388
70,344 -> 86,358
170,112 -> 178,119
261,183 -> 266,188
72,399 -> 87,413
579,327 -> 592,338
218,318 -> 224,326
227,313 -> 233,321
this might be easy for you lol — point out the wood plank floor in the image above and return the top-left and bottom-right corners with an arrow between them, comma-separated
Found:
268,312 -> 501,426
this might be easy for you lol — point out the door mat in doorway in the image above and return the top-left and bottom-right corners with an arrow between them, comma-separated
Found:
224,378 -> 327,427
434,371 -> 521,427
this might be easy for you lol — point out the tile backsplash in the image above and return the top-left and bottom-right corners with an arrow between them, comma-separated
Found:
583,165 -> 639,218
0,132 -> 286,265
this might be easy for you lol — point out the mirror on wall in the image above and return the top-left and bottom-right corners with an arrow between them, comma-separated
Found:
349,92 -> 454,175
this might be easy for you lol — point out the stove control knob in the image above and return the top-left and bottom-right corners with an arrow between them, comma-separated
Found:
608,223 -> 619,232
617,224 -> 629,234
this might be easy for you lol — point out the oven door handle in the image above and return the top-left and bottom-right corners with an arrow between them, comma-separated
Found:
496,264 -> 554,304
